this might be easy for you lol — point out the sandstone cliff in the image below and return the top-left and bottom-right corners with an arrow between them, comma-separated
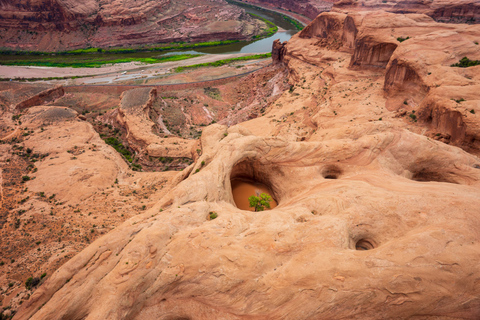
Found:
241,0 -> 334,20
0,0 -> 265,51
334,0 -> 480,23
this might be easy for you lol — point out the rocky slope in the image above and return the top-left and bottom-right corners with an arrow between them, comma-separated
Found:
0,0 -> 265,51
243,0 -> 335,20
334,0 -> 480,23
1,4 -> 480,320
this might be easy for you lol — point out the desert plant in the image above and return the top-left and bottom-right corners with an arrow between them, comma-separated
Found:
25,276 -> 40,290
451,57 -> 480,68
248,193 -> 272,212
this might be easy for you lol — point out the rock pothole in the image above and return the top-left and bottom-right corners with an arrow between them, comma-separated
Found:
355,238 -> 377,251
230,160 -> 278,211
322,165 -> 342,179
411,168 -> 458,184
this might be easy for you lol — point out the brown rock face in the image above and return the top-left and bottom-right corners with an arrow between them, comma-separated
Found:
333,0 -> 480,24
0,0 -> 265,51
271,39 -> 287,64
241,0 -> 335,20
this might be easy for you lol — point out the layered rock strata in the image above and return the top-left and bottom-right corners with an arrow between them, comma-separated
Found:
0,0 -> 265,51
334,0 -> 480,24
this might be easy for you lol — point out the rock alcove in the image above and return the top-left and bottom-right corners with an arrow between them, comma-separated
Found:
230,159 -> 278,211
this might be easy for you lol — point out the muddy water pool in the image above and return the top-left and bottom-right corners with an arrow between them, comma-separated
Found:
231,178 -> 278,211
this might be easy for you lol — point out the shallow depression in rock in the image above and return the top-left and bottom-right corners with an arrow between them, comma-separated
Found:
231,179 -> 277,211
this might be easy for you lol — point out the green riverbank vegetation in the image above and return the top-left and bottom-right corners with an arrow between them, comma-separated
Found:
0,53 -> 202,68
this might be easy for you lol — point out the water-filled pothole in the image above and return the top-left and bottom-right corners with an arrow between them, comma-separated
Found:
355,239 -> 376,251
231,179 -> 278,211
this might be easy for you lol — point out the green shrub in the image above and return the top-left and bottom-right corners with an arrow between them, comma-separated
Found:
103,137 -> 132,162
451,57 -> 480,68
248,193 -> 272,212
25,276 -> 40,290
397,36 -> 410,42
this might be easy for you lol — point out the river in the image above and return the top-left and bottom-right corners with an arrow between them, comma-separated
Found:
194,5 -> 299,54
0,3 -> 300,71
156,4 -> 299,56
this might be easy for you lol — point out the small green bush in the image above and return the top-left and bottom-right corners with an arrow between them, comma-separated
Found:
25,276 -> 40,290
451,57 -> 480,68
248,193 -> 272,212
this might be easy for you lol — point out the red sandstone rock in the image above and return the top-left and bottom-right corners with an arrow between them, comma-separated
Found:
0,0 -> 265,51
244,0 -> 335,20
333,0 -> 480,24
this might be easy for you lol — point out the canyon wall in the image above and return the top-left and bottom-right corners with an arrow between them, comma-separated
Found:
0,0 -> 265,51
241,0 -> 334,20
334,0 -> 480,23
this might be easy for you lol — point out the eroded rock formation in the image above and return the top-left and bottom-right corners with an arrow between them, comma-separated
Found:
2,4 -> 480,320
0,0 -> 266,51
334,0 -> 480,24
243,0 -> 335,20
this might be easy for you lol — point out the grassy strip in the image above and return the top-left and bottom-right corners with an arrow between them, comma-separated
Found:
0,53 -> 202,68
0,40 -> 240,56
247,13 -> 278,39
281,15 -> 303,31
227,0 -> 304,31
451,57 -> 480,68
174,53 -> 271,73
0,75 -> 92,82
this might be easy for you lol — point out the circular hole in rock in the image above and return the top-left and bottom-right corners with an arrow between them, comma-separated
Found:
230,159 -> 278,211
322,165 -> 342,179
355,239 -> 376,251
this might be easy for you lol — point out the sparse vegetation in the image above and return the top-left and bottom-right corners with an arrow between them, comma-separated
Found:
0,53 -> 202,68
0,40 -> 240,56
397,36 -> 410,42
248,193 -> 272,212
25,276 -> 40,290
451,57 -> 480,68
209,212 -> 218,220
248,13 -> 278,39
281,14 -> 303,31
103,137 -> 133,162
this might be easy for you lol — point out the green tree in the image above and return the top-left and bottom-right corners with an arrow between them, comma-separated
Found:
248,193 -> 272,212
